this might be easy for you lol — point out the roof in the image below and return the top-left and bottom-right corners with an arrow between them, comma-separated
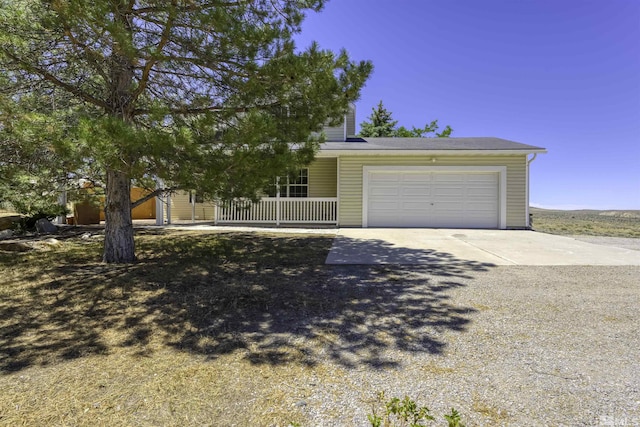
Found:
319,137 -> 546,154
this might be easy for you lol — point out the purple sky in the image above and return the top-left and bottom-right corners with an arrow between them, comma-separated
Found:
295,0 -> 640,209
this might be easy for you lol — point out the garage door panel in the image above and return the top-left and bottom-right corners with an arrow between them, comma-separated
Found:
369,200 -> 399,209
434,173 -> 464,181
469,174 -> 497,182
434,201 -> 466,210
434,187 -> 465,197
402,201 -> 431,210
401,174 -> 432,185
467,188 -> 497,197
370,174 -> 400,183
366,170 -> 499,228
402,187 -> 432,197
466,200 -> 498,209
369,187 -> 400,197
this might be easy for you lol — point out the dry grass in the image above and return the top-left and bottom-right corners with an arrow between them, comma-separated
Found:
0,230 -> 334,426
471,396 -> 510,423
530,207 -> 640,238
0,229 -> 485,426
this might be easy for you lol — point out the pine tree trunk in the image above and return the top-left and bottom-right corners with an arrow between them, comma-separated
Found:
103,168 -> 135,263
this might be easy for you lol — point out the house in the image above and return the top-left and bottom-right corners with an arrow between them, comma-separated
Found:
162,108 -> 546,229
67,185 -> 156,225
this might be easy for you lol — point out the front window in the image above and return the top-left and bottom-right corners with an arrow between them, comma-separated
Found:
286,168 -> 308,197
266,168 -> 309,197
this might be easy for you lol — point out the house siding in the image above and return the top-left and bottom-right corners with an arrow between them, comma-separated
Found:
320,104 -> 356,141
308,158 -> 337,197
345,107 -> 356,137
323,124 -> 345,141
338,155 -> 528,228
170,192 -> 216,220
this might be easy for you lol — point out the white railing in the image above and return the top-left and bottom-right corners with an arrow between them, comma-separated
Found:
215,197 -> 337,225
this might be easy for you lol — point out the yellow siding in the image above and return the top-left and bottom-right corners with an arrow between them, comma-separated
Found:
338,155 -> 528,228
308,158 -> 337,197
170,192 -> 216,220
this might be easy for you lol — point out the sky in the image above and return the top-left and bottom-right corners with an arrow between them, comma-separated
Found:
295,0 -> 640,210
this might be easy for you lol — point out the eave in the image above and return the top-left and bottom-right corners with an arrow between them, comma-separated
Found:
316,149 -> 548,157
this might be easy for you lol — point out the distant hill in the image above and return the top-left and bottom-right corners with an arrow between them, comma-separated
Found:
529,207 -> 640,237
530,207 -> 640,219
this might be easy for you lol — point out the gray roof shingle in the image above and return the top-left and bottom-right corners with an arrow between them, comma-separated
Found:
320,137 -> 545,152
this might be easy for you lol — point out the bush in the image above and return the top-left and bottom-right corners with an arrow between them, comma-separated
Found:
368,392 -> 465,427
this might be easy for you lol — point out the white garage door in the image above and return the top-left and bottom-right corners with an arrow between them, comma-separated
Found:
366,170 -> 499,228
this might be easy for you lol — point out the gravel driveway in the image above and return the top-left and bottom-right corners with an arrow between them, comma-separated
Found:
292,264 -> 640,426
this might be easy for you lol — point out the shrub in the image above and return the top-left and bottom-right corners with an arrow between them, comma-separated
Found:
368,392 -> 465,427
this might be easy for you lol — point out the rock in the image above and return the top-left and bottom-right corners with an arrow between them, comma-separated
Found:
44,238 -> 61,246
0,229 -> 14,239
0,242 -> 32,252
35,218 -> 57,234
0,215 -> 22,231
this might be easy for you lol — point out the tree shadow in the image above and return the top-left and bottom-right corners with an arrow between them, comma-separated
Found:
326,233 -> 491,266
0,231 -> 493,373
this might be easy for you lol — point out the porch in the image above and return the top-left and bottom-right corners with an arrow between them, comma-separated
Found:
216,197 -> 337,225
158,158 -> 339,226
158,196 -> 338,226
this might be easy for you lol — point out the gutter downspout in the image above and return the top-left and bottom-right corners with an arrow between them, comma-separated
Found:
526,153 -> 538,229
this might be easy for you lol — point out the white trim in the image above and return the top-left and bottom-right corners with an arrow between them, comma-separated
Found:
526,153 -> 538,228
276,177 -> 281,226
336,157 -> 341,227
317,149 -> 546,157
215,197 -> 337,224
362,165 -> 507,229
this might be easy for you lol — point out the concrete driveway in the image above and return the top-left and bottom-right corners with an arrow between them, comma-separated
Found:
325,229 -> 640,265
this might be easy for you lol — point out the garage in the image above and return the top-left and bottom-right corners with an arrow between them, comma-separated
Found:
363,166 -> 506,228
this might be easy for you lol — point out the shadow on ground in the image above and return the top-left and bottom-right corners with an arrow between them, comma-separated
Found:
327,234 -> 485,265
0,231 -> 493,372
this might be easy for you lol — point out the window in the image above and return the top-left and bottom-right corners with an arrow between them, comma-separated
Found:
286,168 -> 308,198
265,169 -> 309,198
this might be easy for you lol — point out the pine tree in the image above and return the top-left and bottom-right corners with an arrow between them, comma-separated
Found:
0,0 -> 373,263
358,101 -> 398,137
358,101 -> 452,138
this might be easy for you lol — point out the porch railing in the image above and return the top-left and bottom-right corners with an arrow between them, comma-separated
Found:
215,197 -> 337,225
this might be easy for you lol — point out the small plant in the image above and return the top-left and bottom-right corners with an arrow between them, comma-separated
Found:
368,392 -> 465,427
443,408 -> 465,427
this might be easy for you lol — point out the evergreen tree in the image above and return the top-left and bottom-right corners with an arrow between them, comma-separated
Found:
358,101 -> 398,137
358,101 -> 452,138
0,0 -> 372,263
